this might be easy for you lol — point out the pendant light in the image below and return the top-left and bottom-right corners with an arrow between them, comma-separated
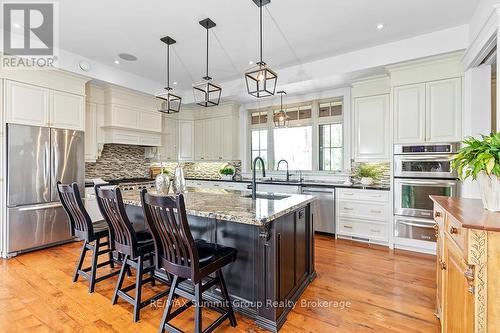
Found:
193,18 -> 222,107
245,0 -> 277,98
156,36 -> 182,114
273,91 -> 288,127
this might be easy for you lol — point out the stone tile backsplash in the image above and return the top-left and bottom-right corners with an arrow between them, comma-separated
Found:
85,144 -> 151,180
151,161 -> 242,180
350,162 -> 391,185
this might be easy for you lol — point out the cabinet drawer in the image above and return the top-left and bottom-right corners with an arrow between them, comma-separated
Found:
338,201 -> 388,221
445,215 -> 467,253
337,217 -> 387,241
337,189 -> 389,202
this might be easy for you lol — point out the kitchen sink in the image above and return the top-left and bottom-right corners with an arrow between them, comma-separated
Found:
242,193 -> 291,200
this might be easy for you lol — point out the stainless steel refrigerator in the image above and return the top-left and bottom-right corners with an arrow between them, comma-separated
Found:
6,124 -> 84,255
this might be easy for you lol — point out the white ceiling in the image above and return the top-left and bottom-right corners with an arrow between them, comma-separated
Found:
59,0 -> 478,92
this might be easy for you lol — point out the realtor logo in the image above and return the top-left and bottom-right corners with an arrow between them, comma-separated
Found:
1,1 -> 59,69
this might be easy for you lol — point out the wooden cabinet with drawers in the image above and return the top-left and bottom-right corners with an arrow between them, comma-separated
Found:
431,196 -> 500,333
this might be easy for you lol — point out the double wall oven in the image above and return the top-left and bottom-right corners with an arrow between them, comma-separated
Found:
393,143 -> 459,244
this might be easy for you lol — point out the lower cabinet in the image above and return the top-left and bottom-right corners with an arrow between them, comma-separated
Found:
336,188 -> 390,244
432,200 -> 500,333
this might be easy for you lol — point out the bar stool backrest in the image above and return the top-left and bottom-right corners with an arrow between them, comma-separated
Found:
140,190 -> 200,280
95,185 -> 138,257
57,181 -> 94,240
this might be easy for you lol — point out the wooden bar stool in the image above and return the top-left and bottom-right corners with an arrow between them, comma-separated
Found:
95,185 -> 170,322
140,189 -> 238,333
56,182 -> 120,293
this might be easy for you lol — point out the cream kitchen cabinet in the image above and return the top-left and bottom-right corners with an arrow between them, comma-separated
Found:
50,90 -> 85,130
5,80 -> 49,127
426,78 -> 462,143
194,116 -> 238,161
178,120 -> 195,160
5,80 -> 85,130
394,78 -> 462,144
393,83 -> 426,143
85,102 -> 98,162
160,117 -> 178,161
353,94 -> 390,161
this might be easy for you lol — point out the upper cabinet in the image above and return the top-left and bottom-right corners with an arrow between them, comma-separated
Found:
393,83 -> 426,143
160,117 -> 178,161
50,90 -> 85,130
194,115 -> 239,161
4,71 -> 88,130
178,120 -> 195,160
352,76 -> 391,162
5,80 -> 49,127
353,94 -> 390,161
426,78 -> 462,143
389,54 -> 464,144
393,78 -> 462,143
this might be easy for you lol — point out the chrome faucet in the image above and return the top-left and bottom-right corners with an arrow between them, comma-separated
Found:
277,159 -> 290,182
252,157 -> 266,200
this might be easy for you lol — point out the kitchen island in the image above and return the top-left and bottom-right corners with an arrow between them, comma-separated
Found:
122,187 -> 316,332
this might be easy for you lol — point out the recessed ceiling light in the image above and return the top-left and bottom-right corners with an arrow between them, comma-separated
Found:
173,81 -> 178,85
249,61 -> 254,65
79,60 -> 91,72
118,53 -> 138,61
12,22 -> 21,29
376,23 -> 385,30
114,60 -> 120,65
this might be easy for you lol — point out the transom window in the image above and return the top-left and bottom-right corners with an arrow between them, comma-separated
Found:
251,111 -> 268,125
319,100 -> 343,118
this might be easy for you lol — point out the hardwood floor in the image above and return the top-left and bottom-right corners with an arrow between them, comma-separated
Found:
0,235 -> 440,332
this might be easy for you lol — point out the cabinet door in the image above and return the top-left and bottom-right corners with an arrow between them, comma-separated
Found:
85,102 -> 97,162
353,94 -> 390,161
221,116 -> 236,160
426,78 -> 462,142
393,84 -> 426,143
194,120 -> 206,160
178,120 -> 194,160
444,238 -> 475,333
211,118 -> 222,160
161,117 -> 178,161
50,91 -> 85,130
5,80 -> 49,126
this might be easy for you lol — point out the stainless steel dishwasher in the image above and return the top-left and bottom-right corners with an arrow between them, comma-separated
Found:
302,187 -> 335,234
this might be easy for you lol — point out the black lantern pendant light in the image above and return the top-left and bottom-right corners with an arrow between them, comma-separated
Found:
273,91 -> 288,127
245,0 -> 277,98
156,36 -> 182,114
193,18 -> 222,107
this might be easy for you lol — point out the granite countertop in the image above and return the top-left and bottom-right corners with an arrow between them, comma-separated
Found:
121,187 -> 316,226
430,196 -> 500,232
186,177 -> 391,191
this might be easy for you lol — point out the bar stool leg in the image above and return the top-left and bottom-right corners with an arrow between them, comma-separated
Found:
112,254 -> 129,305
73,241 -> 88,283
107,236 -> 115,269
88,238 -> 100,293
217,270 -> 237,327
158,275 -> 179,333
194,283 -> 202,333
133,255 -> 144,322
149,255 -> 155,286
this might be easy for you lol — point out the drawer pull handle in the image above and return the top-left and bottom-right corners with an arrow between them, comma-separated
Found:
343,207 -> 354,211
433,224 -> 439,231
370,210 -> 382,214
449,226 -> 458,235
343,225 -> 353,229
434,211 -> 442,218
439,260 -> 447,271
370,229 -> 381,233
464,268 -> 474,281
344,193 -> 354,196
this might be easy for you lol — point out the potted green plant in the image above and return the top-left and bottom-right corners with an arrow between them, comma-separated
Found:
451,132 -> 500,211
356,164 -> 381,186
219,165 -> 235,181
